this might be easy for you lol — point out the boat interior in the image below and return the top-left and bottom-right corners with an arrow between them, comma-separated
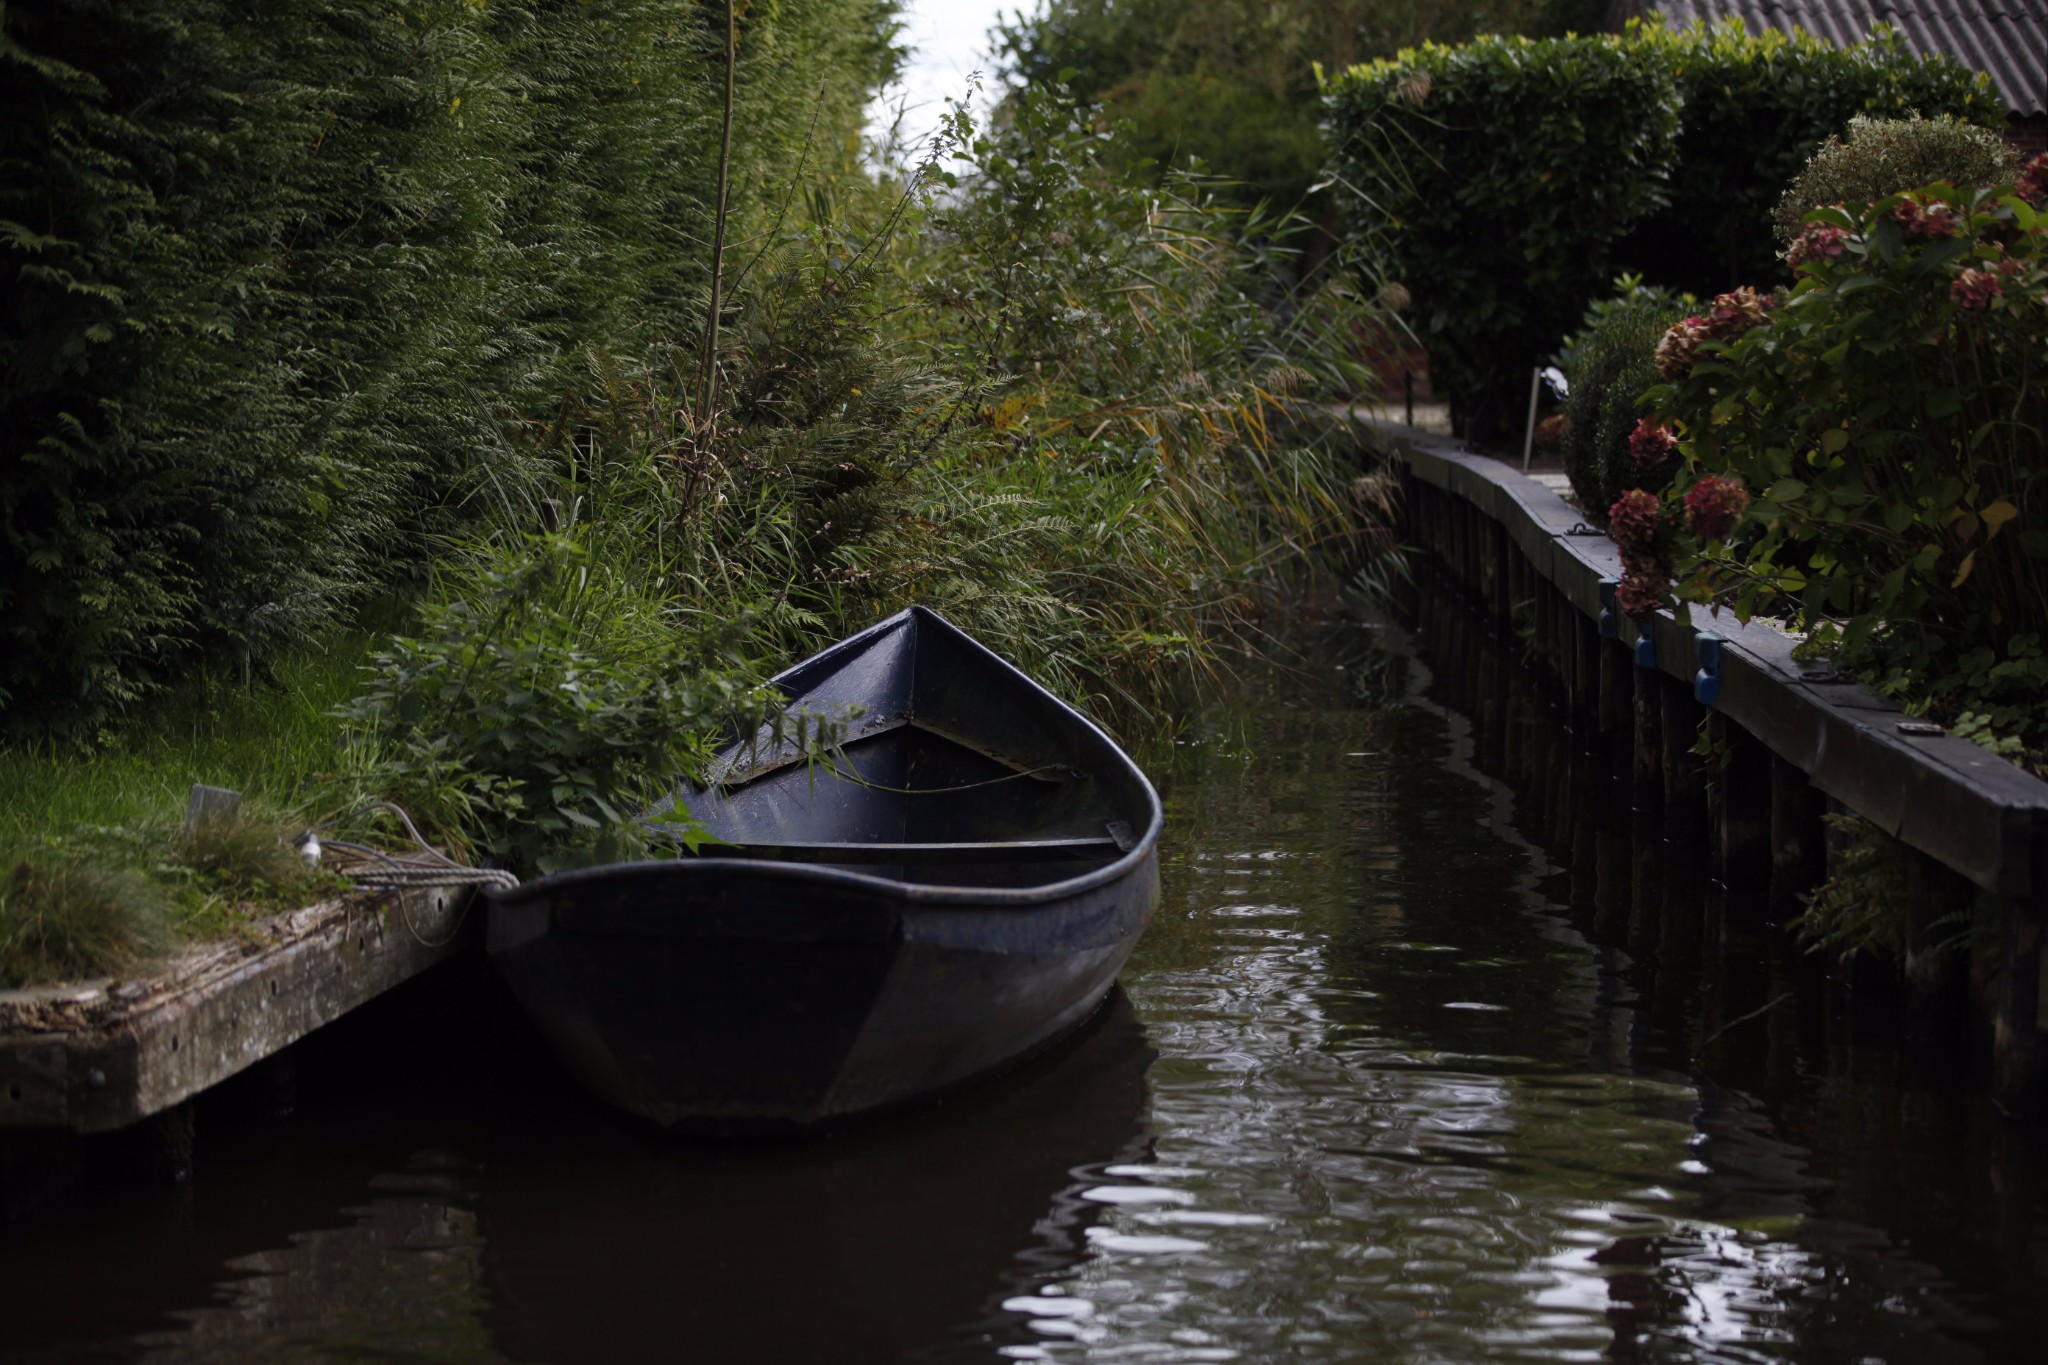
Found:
658,719 -> 1135,889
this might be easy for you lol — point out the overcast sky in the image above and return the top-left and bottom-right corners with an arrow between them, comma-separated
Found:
869,0 -> 1026,145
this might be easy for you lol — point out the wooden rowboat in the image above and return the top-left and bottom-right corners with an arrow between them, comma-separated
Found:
484,606 -> 1163,1133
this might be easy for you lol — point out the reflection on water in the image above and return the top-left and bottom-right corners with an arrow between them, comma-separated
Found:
3,599 -> 2046,1362
0,977 -> 1153,1364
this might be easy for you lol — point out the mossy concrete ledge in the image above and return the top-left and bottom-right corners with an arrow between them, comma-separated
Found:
0,883 -> 471,1133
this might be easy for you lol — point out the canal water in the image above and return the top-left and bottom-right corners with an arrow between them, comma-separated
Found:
4,594 -> 2045,1362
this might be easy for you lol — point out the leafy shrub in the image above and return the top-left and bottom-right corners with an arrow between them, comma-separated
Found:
1324,21 -> 2001,434
1556,281 -> 1691,516
897,86 -> 1394,695
336,83 -> 1401,878
1775,115 -> 2022,244
992,1 -> 1557,221
1644,170 -> 2048,765
340,532 -> 774,873
1792,814 -> 1966,962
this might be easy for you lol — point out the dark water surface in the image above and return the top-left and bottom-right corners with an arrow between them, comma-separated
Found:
5,608 -> 2046,1362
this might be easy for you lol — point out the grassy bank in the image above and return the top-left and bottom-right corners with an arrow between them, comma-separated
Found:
0,640 -> 376,986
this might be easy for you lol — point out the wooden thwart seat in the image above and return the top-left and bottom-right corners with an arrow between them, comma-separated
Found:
698,837 -> 1123,865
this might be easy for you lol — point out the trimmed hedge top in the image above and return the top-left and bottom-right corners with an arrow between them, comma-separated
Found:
1324,19 -> 2003,434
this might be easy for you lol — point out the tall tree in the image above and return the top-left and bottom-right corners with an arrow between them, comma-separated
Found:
995,0 -> 1568,227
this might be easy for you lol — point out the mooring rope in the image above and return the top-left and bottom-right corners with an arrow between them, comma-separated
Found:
813,760 -> 1076,797
298,802 -> 518,948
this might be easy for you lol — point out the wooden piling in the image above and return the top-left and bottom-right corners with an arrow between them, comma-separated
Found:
1658,675 -> 1709,839
1712,715 -> 1773,897
1631,656 -> 1661,806
1768,755 -> 1828,925
1994,894 -> 2046,1111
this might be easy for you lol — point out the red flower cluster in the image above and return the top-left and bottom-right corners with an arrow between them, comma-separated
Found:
1785,221 -> 1849,270
2018,152 -> 2048,208
1654,287 -> 1773,380
1627,417 -> 1678,469
1607,487 -> 1672,620
1684,474 -> 1751,542
1890,197 -> 1961,238
1952,267 -> 2004,311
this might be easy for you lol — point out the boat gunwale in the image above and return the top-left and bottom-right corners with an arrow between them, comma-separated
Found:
490,606 -> 1165,909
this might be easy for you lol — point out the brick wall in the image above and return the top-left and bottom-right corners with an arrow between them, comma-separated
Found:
2007,114 -> 2048,164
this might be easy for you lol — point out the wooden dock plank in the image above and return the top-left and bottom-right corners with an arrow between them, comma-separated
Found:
1,884 -> 471,1133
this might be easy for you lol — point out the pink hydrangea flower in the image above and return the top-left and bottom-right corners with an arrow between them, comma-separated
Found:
1615,570 -> 1668,620
1703,286 -> 1772,342
1654,316 -> 1709,379
1952,268 -> 2003,311
1890,198 -> 1962,238
1785,222 -> 1849,269
1608,488 -> 1663,556
1684,475 -> 1751,542
1627,418 -> 1678,469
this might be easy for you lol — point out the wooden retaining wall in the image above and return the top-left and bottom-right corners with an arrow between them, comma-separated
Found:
1371,417 -> 2048,1110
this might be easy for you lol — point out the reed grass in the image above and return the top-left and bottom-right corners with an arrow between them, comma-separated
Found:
3,82 -> 1404,984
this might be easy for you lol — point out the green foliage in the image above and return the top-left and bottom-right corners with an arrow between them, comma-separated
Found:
1325,20 -> 2001,433
1795,814 -> 1916,959
0,625 -> 394,987
0,12 -> 1406,974
1557,282 -> 1691,516
1616,23 -> 2002,293
1775,115 -> 2021,244
893,87 -> 1395,698
994,1 -> 1550,227
1649,180 -> 2048,767
0,0 -> 898,734
1325,32 -> 1682,437
0,634 -> 383,850
1794,814 -> 1971,963
340,532 -> 772,873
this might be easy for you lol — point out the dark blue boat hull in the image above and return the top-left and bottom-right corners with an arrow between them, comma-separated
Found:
485,607 -> 1164,1132
489,855 -> 1157,1131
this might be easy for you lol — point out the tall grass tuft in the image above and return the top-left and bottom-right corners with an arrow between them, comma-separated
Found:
0,859 -> 170,988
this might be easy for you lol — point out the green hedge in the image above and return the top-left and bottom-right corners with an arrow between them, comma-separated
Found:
0,0 -> 894,732
1618,22 -> 2002,292
1324,20 -> 2001,436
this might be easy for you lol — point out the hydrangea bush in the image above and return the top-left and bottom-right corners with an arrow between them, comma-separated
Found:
1629,156 -> 2048,760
